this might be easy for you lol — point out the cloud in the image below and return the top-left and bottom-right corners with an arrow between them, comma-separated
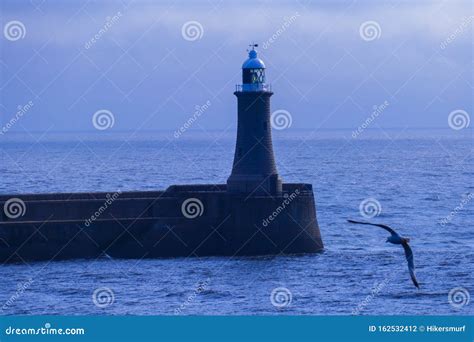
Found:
0,0 -> 471,131
3,1 -> 471,47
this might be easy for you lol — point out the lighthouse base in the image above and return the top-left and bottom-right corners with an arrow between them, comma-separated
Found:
0,184 -> 323,262
227,173 -> 282,195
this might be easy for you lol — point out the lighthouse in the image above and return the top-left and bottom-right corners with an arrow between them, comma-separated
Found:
0,45 -> 323,264
227,45 -> 282,195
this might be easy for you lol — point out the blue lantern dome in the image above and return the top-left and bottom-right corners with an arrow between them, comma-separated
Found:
242,49 -> 266,69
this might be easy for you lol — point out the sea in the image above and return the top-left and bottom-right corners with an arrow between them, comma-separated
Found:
0,129 -> 472,315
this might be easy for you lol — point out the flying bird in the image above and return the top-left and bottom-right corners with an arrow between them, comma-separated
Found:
347,219 -> 419,289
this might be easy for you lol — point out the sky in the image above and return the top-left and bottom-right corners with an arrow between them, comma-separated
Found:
0,0 -> 472,133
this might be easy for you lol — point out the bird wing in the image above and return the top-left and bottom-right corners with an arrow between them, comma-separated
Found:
402,241 -> 419,289
347,219 -> 399,237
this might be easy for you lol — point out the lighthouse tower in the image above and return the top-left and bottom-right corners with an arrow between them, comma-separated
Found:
227,45 -> 282,195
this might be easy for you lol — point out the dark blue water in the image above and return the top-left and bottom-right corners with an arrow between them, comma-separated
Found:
0,129 -> 472,315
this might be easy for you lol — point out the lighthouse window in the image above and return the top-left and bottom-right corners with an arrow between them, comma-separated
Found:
243,69 -> 265,84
